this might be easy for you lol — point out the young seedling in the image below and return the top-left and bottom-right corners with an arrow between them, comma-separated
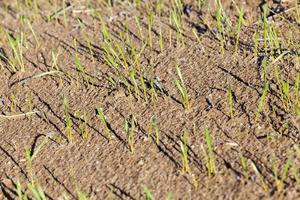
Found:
48,0 -> 72,24
27,91 -> 33,121
251,161 -> 268,191
74,39 -> 89,86
159,25 -> 164,52
96,108 -> 112,141
63,96 -> 73,143
253,31 -> 259,57
25,147 -> 34,184
130,41 -> 147,73
0,48 -> 16,72
192,28 -> 201,45
180,132 -> 190,174
150,76 -> 158,102
294,74 -> 300,107
77,190 -> 89,200
75,111 -> 89,139
129,69 -> 141,101
272,157 -> 292,193
28,0 -> 39,20
261,57 -> 268,83
27,182 -> 47,200
124,79 -> 134,101
103,44 -> 119,70
168,13 -> 173,47
227,82 -> 234,117
16,180 -> 27,200
165,193 -> 173,200
157,0 -> 164,52
50,51 -> 65,86
26,133 -> 49,184
234,7 -> 245,53
203,128 -> 216,176
143,186 -> 154,200
135,16 -> 144,42
150,61 -> 158,101
148,8 -> 154,48
170,8 -> 184,47
147,115 -> 160,144
240,154 -> 248,179
24,18 -> 40,47
197,0 -> 205,10
19,139 -> 46,199
270,25 -> 281,55
140,75 -> 148,102
274,66 -> 286,109
125,114 -> 137,153
215,3 -> 225,54
255,82 -> 268,122
84,35 -> 96,78
62,0 -> 68,27
10,94 -> 16,112
291,164 -> 300,186
7,32 -> 25,72
174,65 -> 190,110
282,79 -> 291,108
114,41 -> 128,70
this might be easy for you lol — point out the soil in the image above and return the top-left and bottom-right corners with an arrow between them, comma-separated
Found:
0,0 -> 300,199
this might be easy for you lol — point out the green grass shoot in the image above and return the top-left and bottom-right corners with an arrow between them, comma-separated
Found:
192,28 -> 201,45
234,7 -> 244,52
261,57 -> 268,83
10,94 -> 16,112
147,115 -> 159,144
282,79 -> 291,108
125,114 -> 137,152
174,65 -> 190,110
75,111 -> 89,139
135,16 -> 144,42
170,8 -> 184,47
204,128 -> 216,176
180,131 -> 190,174
63,96 -> 73,142
240,154 -> 248,179
255,82 -> 269,122
215,4 -> 225,54
77,190 -> 89,200
74,39 -> 89,85
16,180 -> 27,200
129,69 -> 141,101
295,73 -> 300,105
143,186 -> 154,200
140,75 -> 148,102
7,32 -> 25,72
28,182 -> 47,200
148,8 -> 154,48
272,157 -> 292,193
251,160 -> 268,191
25,147 -> 34,183
96,107 -> 112,141
227,82 -> 233,117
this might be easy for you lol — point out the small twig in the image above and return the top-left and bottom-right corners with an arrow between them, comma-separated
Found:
49,4 -> 73,20
0,110 -> 40,119
11,70 -> 65,86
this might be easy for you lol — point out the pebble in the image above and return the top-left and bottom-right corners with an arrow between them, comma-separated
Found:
138,159 -> 144,166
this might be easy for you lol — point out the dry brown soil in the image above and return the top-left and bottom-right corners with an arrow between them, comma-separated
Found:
0,0 -> 300,199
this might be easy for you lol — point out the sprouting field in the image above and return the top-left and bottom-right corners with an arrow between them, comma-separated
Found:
0,0 -> 300,199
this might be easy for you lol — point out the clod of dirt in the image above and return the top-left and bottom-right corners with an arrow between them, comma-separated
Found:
183,5 -> 192,17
